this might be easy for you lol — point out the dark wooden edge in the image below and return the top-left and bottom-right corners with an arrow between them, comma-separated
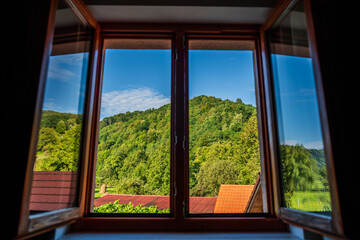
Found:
65,0 -> 98,28
280,208 -> 345,240
17,0 -> 59,237
78,25 -> 101,216
81,31 -> 105,216
100,22 -> 261,34
27,208 -> 80,234
260,0 -> 298,33
254,36 -> 274,215
72,216 -> 287,232
303,0 -> 343,236
259,17 -> 283,219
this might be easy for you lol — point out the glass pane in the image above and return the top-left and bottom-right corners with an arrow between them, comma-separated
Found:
268,0 -> 331,214
29,0 -> 92,214
92,39 -> 171,214
188,39 -> 265,214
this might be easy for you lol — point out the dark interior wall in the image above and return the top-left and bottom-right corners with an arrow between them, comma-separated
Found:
309,1 -> 358,239
4,1 -> 54,239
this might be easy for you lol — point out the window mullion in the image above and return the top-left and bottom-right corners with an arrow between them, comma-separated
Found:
173,31 -> 187,220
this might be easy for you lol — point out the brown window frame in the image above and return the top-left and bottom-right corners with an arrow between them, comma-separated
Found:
17,0 -> 347,239
17,0 -> 99,238
259,0 -> 343,238
184,34 -> 271,218
73,26 -> 286,232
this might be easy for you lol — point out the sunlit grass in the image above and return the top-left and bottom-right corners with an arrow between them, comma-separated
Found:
94,187 -> 115,199
289,191 -> 331,213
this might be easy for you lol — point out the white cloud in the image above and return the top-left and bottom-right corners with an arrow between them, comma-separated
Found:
47,53 -> 88,84
100,87 -> 170,119
280,139 -> 324,150
304,141 -> 324,150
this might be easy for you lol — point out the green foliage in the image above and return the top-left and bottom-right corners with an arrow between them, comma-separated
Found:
93,200 -> 170,214
188,96 -> 260,195
34,111 -> 82,171
35,97 -> 328,207
280,144 -> 330,211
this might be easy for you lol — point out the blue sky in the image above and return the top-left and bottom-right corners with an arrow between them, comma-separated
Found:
42,53 -> 88,114
189,50 -> 256,106
271,54 -> 323,149
42,48 -> 323,149
100,49 -> 172,119
99,49 -> 257,120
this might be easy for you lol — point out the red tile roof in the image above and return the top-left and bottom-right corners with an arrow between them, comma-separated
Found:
94,194 -> 170,209
214,184 -> 255,213
29,171 -> 260,214
189,196 -> 217,214
94,194 -> 217,213
29,171 -> 77,212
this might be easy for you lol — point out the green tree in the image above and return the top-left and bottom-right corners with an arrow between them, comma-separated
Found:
280,144 -> 318,205
192,159 -> 242,197
56,120 -> 66,134
37,127 -> 58,152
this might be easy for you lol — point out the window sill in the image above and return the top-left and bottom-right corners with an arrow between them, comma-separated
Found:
59,232 -> 300,240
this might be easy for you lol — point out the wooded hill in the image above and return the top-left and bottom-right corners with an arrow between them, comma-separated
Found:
35,96 -> 328,199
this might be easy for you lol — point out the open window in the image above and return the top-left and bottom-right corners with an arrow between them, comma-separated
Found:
260,0 -> 343,237
18,0 -> 97,237
16,0 -> 347,239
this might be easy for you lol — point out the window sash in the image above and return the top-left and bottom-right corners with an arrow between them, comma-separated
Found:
18,0 -> 98,237
259,0 -> 343,237
79,29 -> 282,232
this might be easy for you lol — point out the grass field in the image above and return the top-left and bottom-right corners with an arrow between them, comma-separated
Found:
289,191 -> 331,213
94,187 -> 115,199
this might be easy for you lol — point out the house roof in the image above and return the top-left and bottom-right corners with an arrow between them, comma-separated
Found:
245,174 -> 263,213
29,171 -> 77,212
94,194 -> 217,213
29,171 -> 261,214
213,184 -> 255,214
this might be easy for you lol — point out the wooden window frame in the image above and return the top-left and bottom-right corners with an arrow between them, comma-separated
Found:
259,0 -> 344,238
70,24 -> 288,232
17,0 -> 99,238
184,34 -> 270,218
17,0 -> 347,238
86,32 -> 177,218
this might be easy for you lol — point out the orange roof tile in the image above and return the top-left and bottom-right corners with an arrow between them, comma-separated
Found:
213,184 -> 255,214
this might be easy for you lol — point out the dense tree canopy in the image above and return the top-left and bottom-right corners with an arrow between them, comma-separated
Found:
35,97 -> 327,200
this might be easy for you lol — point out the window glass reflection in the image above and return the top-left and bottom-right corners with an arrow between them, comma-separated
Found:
269,0 -> 331,214
29,0 -> 92,214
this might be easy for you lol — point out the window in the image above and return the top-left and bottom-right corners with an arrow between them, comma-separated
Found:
92,37 -> 173,215
260,0 -> 342,236
18,0 -> 95,236
29,17 -> 92,214
187,39 -> 266,215
16,0 -> 347,238
89,36 -> 269,217
269,3 -> 331,215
